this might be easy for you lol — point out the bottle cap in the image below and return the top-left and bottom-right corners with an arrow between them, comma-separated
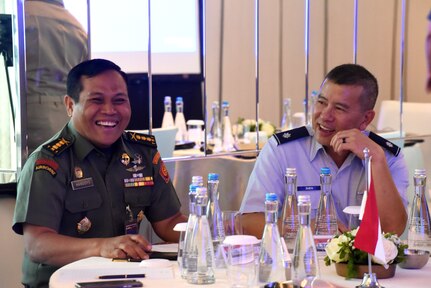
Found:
265,193 -> 278,202
208,173 -> 219,181
222,100 -> 229,108
191,175 -> 203,185
298,194 -> 311,203
189,184 -> 198,193
414,169 -> 426,176
320,167 -> 331,175
164,96 -> 172,103
176,96 -> 183,103
285,167 -> 296,175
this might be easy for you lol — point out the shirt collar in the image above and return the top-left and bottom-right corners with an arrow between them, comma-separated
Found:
67,123 -> 95,161
26,0 -> 65,7
309,133 -> 361,169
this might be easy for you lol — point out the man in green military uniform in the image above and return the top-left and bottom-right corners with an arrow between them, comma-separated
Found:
13,59 -> 187,287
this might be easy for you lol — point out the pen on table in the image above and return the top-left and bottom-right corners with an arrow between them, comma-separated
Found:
98,274 -> 146,279
112,257 -> 142,262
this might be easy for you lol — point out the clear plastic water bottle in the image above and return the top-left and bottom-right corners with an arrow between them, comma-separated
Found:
208,101 -> 222,152
161,96 -> 174,128
306,90 -> 319,126
181,183 -> 199,279
408,169 -> 431,251
280,98 -> 292,131
292,195 -> 319,287
206,173 -> 226,268
314,167 -> 338,251
221,100 -> 235,151
174,96 -> 188,142
258,193 -> 288,284
187,187 -> 216,284
281,167 -> 299,253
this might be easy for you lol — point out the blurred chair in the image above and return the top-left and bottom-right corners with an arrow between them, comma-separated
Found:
376,100 -> 431,135
377,100 -> 431,239
128,127 -> 178,158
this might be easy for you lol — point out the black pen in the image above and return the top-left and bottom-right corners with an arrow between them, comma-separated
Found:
98,274 -> 146,279
112,258 -> 142,262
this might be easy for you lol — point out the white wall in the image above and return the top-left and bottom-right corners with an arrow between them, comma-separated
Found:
205,0 -> 431,130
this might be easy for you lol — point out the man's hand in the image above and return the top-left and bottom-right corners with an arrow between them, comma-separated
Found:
99,234 -> 152,260
330,128 -> 384,161
23,224 -> 152,267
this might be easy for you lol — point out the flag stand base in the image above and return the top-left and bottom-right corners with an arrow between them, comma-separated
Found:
355,272 -> 384,288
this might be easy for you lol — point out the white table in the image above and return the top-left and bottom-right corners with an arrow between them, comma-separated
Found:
50,244 -> 431,288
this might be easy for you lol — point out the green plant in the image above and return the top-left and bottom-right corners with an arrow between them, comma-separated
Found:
324,228 -> 407,279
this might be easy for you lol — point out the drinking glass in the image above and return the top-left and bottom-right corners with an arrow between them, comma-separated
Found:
222,210 -> 243,236
224,235 -> 260,287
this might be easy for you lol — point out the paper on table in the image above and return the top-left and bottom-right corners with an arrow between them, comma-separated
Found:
151,243 -> 178,253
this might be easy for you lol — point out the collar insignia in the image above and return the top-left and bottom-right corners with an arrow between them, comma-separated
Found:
282,132 -> 291,139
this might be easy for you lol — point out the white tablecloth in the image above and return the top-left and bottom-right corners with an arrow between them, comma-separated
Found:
50,244 -> 431,288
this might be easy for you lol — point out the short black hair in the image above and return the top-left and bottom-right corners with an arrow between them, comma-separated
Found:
323,63 -> 378,110
66,58 -> 128,102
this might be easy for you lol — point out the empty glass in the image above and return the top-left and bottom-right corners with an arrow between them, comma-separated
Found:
222,211 -> 243,236
173,222 -> 187,275
223,235 -> 260,288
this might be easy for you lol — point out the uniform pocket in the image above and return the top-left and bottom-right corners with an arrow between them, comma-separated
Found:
65,187 -> 102,213
124,186 -> 152,208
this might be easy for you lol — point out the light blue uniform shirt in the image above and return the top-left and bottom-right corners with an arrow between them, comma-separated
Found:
239,126 -> 409,227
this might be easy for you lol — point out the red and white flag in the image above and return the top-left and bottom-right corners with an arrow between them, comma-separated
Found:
354,159 -> 386,264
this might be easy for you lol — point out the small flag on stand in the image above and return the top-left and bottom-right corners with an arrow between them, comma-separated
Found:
354,149 -> 386,264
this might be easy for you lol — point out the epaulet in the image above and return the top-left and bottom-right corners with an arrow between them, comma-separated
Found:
42,136 -> 74,156
273,126 -> 311,146
368,131 -> 401,156
125,131 -> 157,148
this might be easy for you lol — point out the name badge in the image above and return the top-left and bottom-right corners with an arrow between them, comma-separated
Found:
71,177 -> 94,190
297,185 -> 320,192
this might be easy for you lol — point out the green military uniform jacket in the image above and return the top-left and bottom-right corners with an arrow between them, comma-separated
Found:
13,122 -> 181,287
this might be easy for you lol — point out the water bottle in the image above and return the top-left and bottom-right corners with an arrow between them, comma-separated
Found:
280,98 -> 292,131
292,195 -> 319,287
221,100 -> 235,151
314,167 -> 338,252
187,187 -> 216,284
174,96 -> 188,141
306,90 -> 318,126
208,101 -> 222,152
408,169 -> 431,251
206,173 -> 226,268
181,183 -> 199,279
281,167 -> 299,253
258,193 -> 289,284
161,96 -> 174,128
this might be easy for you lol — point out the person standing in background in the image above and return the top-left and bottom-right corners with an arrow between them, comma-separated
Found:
426,9 -> 431,92
25,0 -> 88,155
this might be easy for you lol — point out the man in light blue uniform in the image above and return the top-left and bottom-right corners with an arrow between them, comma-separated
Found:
240,64 -> 408,238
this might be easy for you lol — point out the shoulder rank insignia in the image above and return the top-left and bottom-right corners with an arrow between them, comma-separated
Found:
273,126 -> 311,146
125,131 -> 157,148
43,137 -> 73,156
368,131 -> 401,156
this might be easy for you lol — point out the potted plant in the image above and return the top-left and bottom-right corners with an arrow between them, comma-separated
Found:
324,228 -> 407,279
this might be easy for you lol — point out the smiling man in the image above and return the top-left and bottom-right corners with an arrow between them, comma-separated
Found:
13,59 -> 187,288
239,63 -> 408,239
